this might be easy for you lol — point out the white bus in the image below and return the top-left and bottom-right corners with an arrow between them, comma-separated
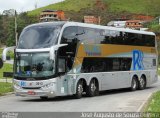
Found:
6,21 -> 158,99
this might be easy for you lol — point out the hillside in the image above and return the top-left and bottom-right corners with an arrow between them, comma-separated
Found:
29,0 -> 160,17
105,0 -> 160,16
28,0 -> 94,16
27,0 -> 160,26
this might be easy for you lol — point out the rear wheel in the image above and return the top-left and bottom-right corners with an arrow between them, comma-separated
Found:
75,81 -> 83,99
87,79 -> 99,97
139,76 -> 146,90
130,77 -> 138,91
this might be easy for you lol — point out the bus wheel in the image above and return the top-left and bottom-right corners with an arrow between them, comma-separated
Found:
75,80 -> 83,99
130,77 -> 138,91
40,96 -> 48,100
139,76 -> 146,90
87,79 -> 98,97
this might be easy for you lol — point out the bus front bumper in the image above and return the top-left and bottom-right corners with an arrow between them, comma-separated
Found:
14,89 -> 56,97
13,78 -> 58,97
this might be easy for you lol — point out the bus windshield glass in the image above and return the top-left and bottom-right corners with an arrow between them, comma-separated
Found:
18,25 -> 61,49
15,52 -> 55,78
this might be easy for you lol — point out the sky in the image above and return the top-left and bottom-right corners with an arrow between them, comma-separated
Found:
0,0 -> 64,13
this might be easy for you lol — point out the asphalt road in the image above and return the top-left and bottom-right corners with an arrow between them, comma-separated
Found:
0,79 -> 160,112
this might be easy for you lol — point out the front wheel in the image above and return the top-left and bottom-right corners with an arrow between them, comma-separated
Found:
130,77 -> 138,91
139,76 -> 146,90
87,79 -> 99,97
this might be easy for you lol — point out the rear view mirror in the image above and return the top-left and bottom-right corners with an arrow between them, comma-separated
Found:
0,58 -> 3,69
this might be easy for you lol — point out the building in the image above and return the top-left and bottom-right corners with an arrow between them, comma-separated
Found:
107,21 -> 126,28
132,15 -> 154,22
125,20 -> 143,29
84,16 -> 101,25
40,10 -> 65,22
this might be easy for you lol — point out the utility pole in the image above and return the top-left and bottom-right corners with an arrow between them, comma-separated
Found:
35,0 -> 38,9
14,10 -> 18,46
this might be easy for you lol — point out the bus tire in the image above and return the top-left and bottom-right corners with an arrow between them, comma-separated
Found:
40,96 -> 48,100
75,80 -> 83,99
139,75 -> 146,90
87,79 -> 98,97
130,77 -> 138,91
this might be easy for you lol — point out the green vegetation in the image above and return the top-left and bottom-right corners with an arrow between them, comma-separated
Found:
106,0 -> 147,14
0,82 -> 13,96
28,0 -> 94,16
145,91 -> 160,113
0,63 -> 13,79
29,0 -> 160,16
150,24 -> 160,33
0,49 -> 14,80
105,0 -> 160,16
0,12 -> 38,47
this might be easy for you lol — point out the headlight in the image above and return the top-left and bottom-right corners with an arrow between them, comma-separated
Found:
41,82 -> 55,90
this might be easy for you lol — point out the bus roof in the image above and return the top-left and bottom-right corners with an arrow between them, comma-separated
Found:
25,21 -> 155,36
24,21 -> 66,29
63,21 -> 155,36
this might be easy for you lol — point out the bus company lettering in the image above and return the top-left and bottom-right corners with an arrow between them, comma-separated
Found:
20,81 -> 26,87
84,45 -> 101,56
133,50 -> 144,70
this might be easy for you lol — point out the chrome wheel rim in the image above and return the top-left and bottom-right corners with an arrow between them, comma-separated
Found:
132,79 -> 137,89
140,78 -> 145,87
77,84 -> 83,95
91,81 -> 96,92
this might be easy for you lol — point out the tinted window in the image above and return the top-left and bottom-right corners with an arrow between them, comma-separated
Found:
60,26 -> 78,56
81,57 -> 132,73
77,27 -> 155,47
59,26 -> 79,72
100,29 -> 155,47
61,26 -> 78,44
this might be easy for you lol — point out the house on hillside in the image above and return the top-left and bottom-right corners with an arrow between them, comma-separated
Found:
40,10 -> 66,22
107,21 -> 126,28
107,18 -> 129,28
107,20 -> 144,30
125,20 -> 143,29
84,16 -> 101,25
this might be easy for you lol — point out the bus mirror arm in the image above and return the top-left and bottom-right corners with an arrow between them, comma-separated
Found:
50,44 -> 68,61
2,46 -> 16,62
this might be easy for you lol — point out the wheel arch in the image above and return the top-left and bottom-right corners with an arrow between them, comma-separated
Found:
89,77 -> 99,89
74,78 -> 87,93
141,74 -> 147,82
139,74 -> 147,89
131,74 -> 139,83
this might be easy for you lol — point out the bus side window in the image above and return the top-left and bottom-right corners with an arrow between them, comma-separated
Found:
59,26 -> 78,72
61,26 -> 78,44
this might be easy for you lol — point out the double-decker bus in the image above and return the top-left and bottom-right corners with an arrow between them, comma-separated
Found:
7,21 -> 157,99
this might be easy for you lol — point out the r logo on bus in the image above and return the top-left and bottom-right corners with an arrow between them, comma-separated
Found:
133,50 -> 144,70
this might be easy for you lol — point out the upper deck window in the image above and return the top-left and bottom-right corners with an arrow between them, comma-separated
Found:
18,25 -> 61,49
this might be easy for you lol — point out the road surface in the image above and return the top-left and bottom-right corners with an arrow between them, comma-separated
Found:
0,79 -> 160,112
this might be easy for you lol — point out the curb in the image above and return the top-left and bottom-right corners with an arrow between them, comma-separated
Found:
137,92 -> 154,112
0,80 -> 12,83
0,92 -> 14,97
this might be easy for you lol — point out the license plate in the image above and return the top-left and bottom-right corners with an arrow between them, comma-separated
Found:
27,91 -> 36,95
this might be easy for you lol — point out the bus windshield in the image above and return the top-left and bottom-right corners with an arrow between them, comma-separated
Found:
15,52 -> 55,78
18,25 -> 61,49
